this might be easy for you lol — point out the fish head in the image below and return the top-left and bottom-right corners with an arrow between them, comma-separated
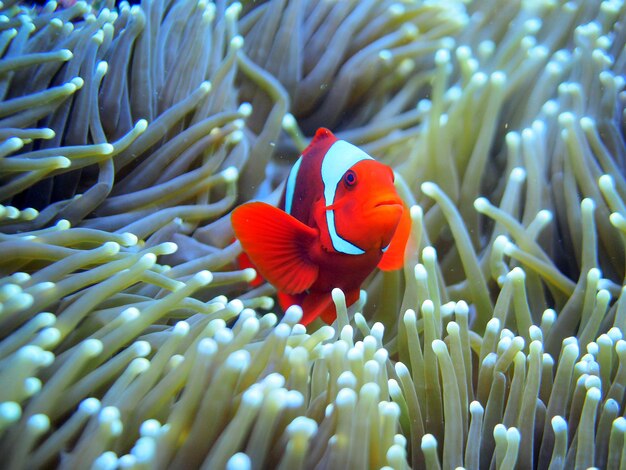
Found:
330,159 -> 404,252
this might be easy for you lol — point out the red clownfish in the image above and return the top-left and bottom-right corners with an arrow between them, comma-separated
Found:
231,128 -> 411,325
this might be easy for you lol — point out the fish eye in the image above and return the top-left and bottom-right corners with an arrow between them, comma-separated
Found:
343,170 -> 357,187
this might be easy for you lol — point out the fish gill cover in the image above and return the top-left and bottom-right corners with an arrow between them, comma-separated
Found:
0,0 -> 624,469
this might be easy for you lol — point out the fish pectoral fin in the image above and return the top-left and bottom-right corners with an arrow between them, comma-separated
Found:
231,202 -> 319,294
378,204 -> 412,271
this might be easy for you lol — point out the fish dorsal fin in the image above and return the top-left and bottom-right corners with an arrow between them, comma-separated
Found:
378,204 -> 412,271
312,127 -> 335,144
282,128 -> 337,217
321,140 -> 373,255
231,202 -> 319,294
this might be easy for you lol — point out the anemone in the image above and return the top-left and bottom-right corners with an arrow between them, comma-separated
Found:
0,0 -> 625,468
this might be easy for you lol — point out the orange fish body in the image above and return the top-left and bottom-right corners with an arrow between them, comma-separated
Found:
232,128 -> 411,325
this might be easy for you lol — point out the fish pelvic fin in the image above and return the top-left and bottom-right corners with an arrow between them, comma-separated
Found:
378,204 -> 412,271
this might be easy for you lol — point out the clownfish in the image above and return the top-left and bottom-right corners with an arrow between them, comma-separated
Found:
231,128 -> 411,325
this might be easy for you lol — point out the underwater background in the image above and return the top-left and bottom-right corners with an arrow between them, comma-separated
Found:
0,0 -> 625,468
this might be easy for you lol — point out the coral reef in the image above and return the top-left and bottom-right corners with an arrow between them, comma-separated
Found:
0,0 -> 625,468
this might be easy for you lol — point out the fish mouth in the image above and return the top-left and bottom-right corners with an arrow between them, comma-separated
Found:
374,199 -> 402,208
